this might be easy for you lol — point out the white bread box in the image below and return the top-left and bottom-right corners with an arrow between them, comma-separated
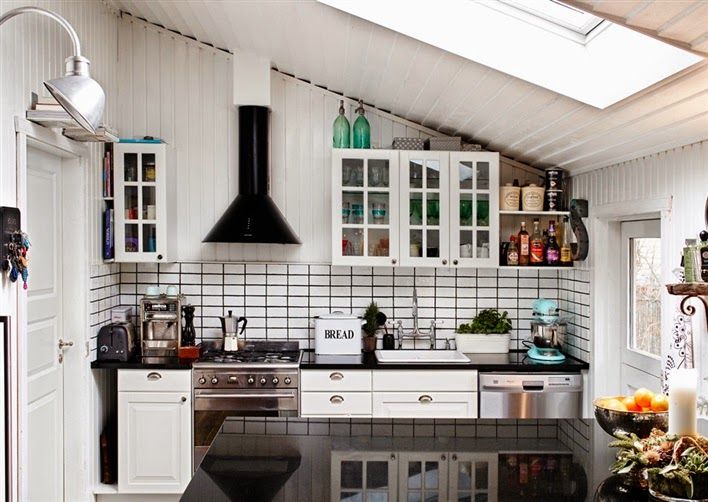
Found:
314,312 -> 363,355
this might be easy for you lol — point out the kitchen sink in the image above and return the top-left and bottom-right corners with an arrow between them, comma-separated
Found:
374,350 -> 471,364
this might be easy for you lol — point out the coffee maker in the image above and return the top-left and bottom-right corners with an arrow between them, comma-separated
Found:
140,295 -> 183,361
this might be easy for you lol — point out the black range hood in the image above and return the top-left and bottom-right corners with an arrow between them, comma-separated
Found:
203,106 -> 301,244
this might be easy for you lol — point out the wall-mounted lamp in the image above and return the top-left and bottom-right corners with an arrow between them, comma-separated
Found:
0,6 -> 105,133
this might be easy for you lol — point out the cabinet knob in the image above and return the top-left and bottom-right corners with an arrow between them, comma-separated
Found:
181,396 -> 187,402
453,259 -> 458,265
391,259 -> 397,265
441,454 -> 446,461
157,254 -> 163,260
390,453 -> 396,460
442,259 -> 447,265
452,454 -> 458,461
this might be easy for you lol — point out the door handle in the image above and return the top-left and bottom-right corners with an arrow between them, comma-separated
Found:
58,339 -> 74,350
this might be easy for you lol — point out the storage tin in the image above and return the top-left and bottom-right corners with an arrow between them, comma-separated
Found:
544,167 -> 565,190
544,190 -> 564,211
314,312 -> 364,355
499,184 -> 521,210
521,184 -> 545,211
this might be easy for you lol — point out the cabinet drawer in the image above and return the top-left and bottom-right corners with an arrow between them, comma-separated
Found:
301,370 -> 372,392
118,369 -> 191,392
372,370 -> 477,392
373,392 -> 477,418
301,391 -> 372,417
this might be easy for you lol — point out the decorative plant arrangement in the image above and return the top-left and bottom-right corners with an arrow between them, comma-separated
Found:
455,309 -> 513,353
609,428 -> 708,500
457,309 -> 512,334
362,301 -> 380,352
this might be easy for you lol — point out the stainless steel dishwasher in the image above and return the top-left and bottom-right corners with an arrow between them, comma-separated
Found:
479,373 -> 582,419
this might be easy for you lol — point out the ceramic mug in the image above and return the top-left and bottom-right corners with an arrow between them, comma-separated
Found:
166,285 -> 178,296
460,243 -> 473,258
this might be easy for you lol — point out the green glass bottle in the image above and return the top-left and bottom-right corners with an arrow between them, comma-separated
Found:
352,100 -> 370,149
332,100 -> 350,148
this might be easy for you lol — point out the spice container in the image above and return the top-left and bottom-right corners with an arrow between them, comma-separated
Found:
500,183 -> 521,210
521,184 -> 545,211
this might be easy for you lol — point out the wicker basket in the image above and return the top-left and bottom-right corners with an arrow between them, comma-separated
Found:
426,136 -> 462,151
392,137 -> 425,150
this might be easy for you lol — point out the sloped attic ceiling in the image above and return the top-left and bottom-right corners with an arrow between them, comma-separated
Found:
110,0 -> 708,174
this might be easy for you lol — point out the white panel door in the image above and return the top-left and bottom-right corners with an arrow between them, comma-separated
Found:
26,147 -> 65,502
398,452 -> 449,502
118,391 -> 192,493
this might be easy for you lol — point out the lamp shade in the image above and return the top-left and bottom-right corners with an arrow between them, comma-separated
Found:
45,74 -> 105,133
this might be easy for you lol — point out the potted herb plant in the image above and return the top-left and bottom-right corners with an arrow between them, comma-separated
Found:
362,301 -> 380,353
455,309 -> 512,353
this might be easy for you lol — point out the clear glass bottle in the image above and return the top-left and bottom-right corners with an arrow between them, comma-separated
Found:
560,216 -> 573,266
332,100 -> 350,148
352,100 -> 370,149
530,219 -> 544,265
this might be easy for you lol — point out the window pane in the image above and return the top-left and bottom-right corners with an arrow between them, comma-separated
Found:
630,237 -> 661,356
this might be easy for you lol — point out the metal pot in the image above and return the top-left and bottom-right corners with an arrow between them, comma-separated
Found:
530,320 -> 566,349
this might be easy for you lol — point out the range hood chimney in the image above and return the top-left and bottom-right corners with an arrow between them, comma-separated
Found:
202,106 -> 300,244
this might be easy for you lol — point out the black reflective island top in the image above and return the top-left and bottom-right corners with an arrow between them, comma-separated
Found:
182,419 -> 641,502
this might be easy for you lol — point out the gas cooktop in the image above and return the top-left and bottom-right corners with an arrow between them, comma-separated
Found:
193,341 -> 301,368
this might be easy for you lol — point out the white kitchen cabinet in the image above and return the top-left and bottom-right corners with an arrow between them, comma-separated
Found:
449,452 -> 499,502
113,142 -> 175,262
332,149 -> 400,266
449,152 -> 500,268
118,370 -> 191,494
373,391 -> 477,418
399,151 -> 451,267
398,452 -> 449,501
331,148 -> 499,268
331,451 -> 399,502
300,369 -> 373,417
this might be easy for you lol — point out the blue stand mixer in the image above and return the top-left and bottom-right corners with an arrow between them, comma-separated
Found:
527,298 -> 567,363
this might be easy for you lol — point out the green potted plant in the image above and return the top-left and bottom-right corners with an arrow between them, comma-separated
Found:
362,301 -> 380,353
455,309 -> 512,353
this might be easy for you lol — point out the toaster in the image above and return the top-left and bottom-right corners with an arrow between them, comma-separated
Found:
97,322 -> 135,362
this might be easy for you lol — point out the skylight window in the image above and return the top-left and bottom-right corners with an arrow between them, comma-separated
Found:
319,0 -> 702,109
500,0 -> 603,37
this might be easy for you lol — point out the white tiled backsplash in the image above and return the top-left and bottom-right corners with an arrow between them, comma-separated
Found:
92,262 -> 591,361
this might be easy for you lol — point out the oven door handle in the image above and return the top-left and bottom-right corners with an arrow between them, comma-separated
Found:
194,392 -> 297,399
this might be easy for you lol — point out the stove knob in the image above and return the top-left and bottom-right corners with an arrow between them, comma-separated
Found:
259,377 -> 267,385
247,376 -> 255,385
99,345 -> 109,353
211,377 -> 219,385
284,377 -> 292,385
272,377 -> 279,385
198,376 -> 206,385
228,376 -> 238,384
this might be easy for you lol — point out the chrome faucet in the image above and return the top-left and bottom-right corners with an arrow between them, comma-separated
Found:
397,288 -> 435,349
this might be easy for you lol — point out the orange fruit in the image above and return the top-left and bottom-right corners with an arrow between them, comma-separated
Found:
650,394 -> 669,412
621,396 -> 641,412
604,399 -> 628,412
634,388 -> 655,408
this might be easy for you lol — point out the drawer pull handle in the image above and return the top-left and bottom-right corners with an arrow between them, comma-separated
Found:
330,395 -> 344,404
329,372 -> 344,381
146,372 -> 162,381
418,395 -> 433,403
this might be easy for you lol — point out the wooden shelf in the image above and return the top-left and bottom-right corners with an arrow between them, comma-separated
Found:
666,283 -> 708,296
499,210 -> 570,216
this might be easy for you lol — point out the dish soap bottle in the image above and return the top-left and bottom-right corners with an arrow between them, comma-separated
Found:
352,100 -> 370,149
332,100 -> 350,148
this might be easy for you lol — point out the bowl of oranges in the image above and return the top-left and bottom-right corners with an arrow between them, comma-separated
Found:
594,388 -> 669,438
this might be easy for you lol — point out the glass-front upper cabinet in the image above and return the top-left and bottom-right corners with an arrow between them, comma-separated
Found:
398,452 -> 449,502
332,149 -> 399,266
449,452 -> 498,502
114,142 -> 171,262
331,451 -> 398,502
449,152 -> 499,268
399,151 -> 450,267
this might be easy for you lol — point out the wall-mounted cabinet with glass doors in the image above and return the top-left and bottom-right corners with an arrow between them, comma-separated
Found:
113,142 -> 175,262
332,149 -> 499,268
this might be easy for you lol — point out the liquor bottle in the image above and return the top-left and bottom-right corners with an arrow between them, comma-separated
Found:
332,100 -> 350,148
507,235 -> 519,266
530,219 -> 544,265
560,216 -> 573,266
352,100 -> 370,148
546,220 -> 560,265
518,222 -> 530,266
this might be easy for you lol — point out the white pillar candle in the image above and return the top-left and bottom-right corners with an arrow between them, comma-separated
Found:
668,368 -> 698,436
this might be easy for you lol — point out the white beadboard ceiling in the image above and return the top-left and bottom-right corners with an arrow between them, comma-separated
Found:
110,0 -> 708,174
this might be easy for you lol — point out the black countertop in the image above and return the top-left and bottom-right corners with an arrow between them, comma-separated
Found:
90,356 -> 193,370
300,349 -> 589,372
181,419 -> 637,502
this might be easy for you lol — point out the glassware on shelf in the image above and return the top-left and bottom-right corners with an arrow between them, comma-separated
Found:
410,198 -> 423,225
460,198 -> 473,226
333,100 -> 351,148
124,153 -> 138,182
342,202 -> 351,224
477,195 -> 490,226
351,204 -> 364,224
371,202 -> 386,224
142,153 -> 156,182
352,100 -> 370,149
427,198 -> 440,225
